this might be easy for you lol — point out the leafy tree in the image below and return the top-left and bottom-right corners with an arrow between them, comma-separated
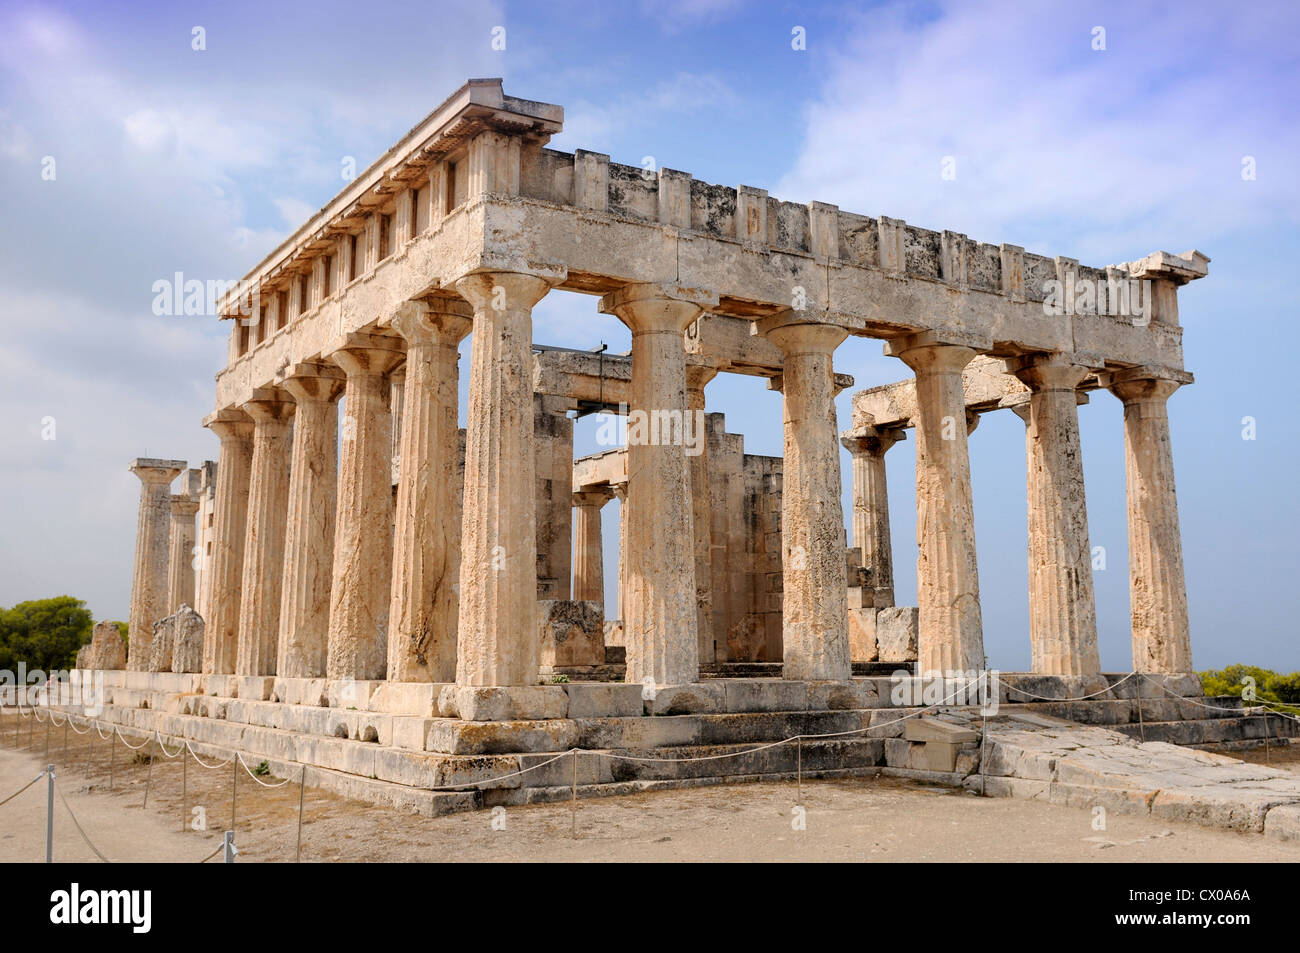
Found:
1200,665 -> 1300,715
0,597 -> 94,672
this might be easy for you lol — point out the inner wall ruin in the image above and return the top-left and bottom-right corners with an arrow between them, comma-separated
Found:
74,79 -> 1222,806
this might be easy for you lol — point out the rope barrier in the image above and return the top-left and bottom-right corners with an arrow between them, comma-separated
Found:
237,753 -> 294,787
114,727 -> 152,751
156,735 -> 184,759
67,716 -> 91,735
93,722 -> 114,741
55,783 -> 110,863
0,770 -> 47,808
185,741 -> 234,770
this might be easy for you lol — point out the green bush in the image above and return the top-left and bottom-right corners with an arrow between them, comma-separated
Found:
0,596 -> 94,672
1199,665 -> 1300,715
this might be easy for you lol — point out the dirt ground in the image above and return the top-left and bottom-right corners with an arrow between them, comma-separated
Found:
2,712 -> 1298,863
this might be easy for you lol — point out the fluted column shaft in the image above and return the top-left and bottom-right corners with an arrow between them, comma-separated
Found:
686,366 -> 717,663
454,270 -> 561,686
573,488 -> 613,603
235,393 -> 294,676
167,496 -> 200,614
841,426 -> 903,607
614,484 -> 628,639
327,334 -> 404,681
895,340 -> 985,674
1108,371 -> 1193,672
203,414 -> 252,675
127,459 -> 184,670
766,323 -> 851,681
278,364 -> 344,679
388,300 -> 472,683
600,283 -> 713,687
1011,356 -> 1100,675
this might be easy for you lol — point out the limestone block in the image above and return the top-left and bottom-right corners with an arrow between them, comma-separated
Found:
565,683 -> 644,718
904,717 -> 980,744
1264,804 -> 1300,841
75,646 -> 90,670
271,677 -> 330,707
454,685 -> 569,722
876,606 -> 919,662
848,607 -> 879,662
86,621 -> 127,671
911,741 -> 961,773
170,605 -> 205,674
806,679 -> 873,711
537,600 -> 604,670
643,682 -> 725,715
722,678 -> 808,713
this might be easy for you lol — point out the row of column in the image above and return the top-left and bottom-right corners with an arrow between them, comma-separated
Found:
847,338 -> 1192,676
185,278 -> 1191,688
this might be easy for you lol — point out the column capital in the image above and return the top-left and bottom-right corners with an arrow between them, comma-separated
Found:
240,386 -> 295,423
685,363 -> 719,394
326,331 -> 405,378
599,282 -> 719,334
885,329 -> 992,372
390,297 -> 474,347
278,361 -> 345,404
1006,352 -> 1099,392
573,486 -> 616,508
762,320 -> 848,357
128,458 -> 186,484
1101,364 -> 1194,407
453,268 -> 564,314
169,495 -> 200,517
840,424 -> 905,456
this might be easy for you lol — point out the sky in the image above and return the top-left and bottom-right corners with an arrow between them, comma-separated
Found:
1,0 -> 1297,673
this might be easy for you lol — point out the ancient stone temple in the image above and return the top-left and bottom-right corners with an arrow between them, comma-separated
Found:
81,79 -> 1236,814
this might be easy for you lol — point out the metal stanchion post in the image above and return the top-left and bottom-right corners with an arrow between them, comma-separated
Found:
296,766 -> 306,862
230,756 -> 237,833
143,734 -> 157,808
45,765 -> 55,864
181,748 -> 188,833
222,830 -> 237,863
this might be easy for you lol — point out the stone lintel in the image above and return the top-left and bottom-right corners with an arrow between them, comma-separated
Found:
1118,249 -> 1210,285
129,458 -> 186,481
883,328 -> 994,358
1098,363 -> 1195,389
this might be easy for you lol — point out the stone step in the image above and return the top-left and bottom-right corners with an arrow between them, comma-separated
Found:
1113,715 -> 1300,746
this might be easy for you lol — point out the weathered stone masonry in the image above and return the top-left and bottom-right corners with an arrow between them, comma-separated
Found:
122,78 -> 1207,696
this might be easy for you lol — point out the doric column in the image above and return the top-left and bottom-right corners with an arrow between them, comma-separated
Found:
1009,354 -> 1101,675
534,394 -> 575,600
1104,366 -> 1194,673
762,319 -> 851,681
613,483 -> 628,637
277,363 -> 344,679
327,333 -> 404,681
233,389 -> 293,677
454,267 -> 564,687
202,411 -> 252,674
127,458 -> 185,670
685,364 -> 718,663
840,424 -> 904,607
600,282 -> 716,687
887,331 -> 988,674
387,299 -> 473,683
166,495 -> 200,614
572,487 -> 614,603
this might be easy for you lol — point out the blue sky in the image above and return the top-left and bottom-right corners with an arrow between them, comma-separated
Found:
1,0 -> 1297,672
